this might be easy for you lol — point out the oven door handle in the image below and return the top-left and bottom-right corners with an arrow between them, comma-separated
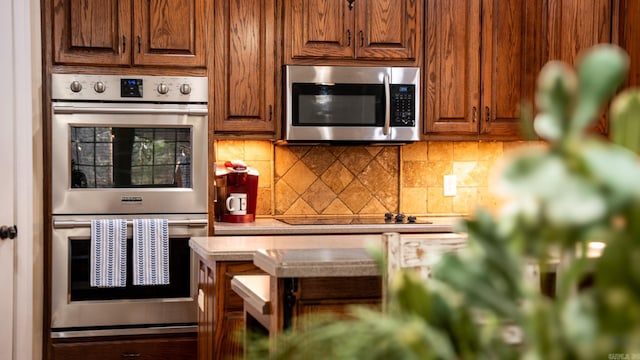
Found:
53,105 -> 208,116
53,218 -> 208,229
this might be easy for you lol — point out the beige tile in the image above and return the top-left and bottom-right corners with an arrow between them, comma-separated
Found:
274,146 -> 299,178
477,186 -> 503,214
320,162 -> 354,194
425,161 -> 453,187
402,161 -> 429,187
282,161 -> 317,194
453,161 -> 491,187
360,197 -> 388,214
452,187 -> 478,215
373,176 -> 399,212
244,140 -> 273,161
402,141 -> 428,161
338,147 -> 374,175
215,140 -> 245,162
301,147 -> 337,176
364,146 -> 384,157
478,141 -> 504,161
375,146 -> 400,173
360,160 -> 394,194
339,180 -> 372,213
428,141 -> 453,161
301,179 -> 336,213
453,141 -> 479,161
274,180 -> 298,215
284,198 -> 317,215
287,145 -> 312,159
250,160 -> 272,188
321,199 -> 353,215
427,187 -> 452,213
401,187 -> 427,214
256,188 -> 272,215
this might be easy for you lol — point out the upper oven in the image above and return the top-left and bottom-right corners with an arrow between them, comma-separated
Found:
50,74 -> 208,215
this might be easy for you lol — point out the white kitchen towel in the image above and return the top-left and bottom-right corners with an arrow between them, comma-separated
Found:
133,218 -> 170,286
90,219 -> 127,288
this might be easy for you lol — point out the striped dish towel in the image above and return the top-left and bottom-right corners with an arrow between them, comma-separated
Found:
133,219 -> 170,286
90,219 -> 127,288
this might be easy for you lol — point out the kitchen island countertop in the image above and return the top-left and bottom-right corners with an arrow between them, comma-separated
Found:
189,232 -> 468,277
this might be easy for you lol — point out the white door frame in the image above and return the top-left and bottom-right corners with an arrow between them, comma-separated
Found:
0,0 -> 43,359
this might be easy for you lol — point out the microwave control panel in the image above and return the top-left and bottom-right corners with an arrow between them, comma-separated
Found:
390,85 -> 416,127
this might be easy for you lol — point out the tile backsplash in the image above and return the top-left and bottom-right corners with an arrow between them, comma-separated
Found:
214,140 -> 537,217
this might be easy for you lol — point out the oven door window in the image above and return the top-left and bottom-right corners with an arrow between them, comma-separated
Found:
292,83 -> 385,126
70,126 -> 192,189
69,237 -> 191,301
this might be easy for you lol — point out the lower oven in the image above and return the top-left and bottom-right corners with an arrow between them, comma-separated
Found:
51,214 -> 207,337
49,73 -> 209,337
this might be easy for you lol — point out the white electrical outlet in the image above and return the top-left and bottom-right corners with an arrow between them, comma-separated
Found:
444,175 -> 457,196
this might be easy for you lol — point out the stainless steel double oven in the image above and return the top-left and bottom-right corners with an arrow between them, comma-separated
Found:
50,74 -> 208,337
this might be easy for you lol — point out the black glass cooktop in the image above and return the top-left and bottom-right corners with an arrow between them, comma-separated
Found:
276,213 -> 432,226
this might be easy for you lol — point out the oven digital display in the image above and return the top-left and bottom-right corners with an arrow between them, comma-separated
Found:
121,78 -> 143,98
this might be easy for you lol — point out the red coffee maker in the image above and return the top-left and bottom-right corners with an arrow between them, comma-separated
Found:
215,160 -> 259,223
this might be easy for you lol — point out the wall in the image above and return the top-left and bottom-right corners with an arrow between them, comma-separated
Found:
215,140 -> 540,218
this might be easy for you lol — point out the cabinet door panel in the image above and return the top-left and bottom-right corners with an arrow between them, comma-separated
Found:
133,0 -> 206,67
481,0 -> 544,137
617,0 -> 640,88
425,0 -> 481,134
288,0 -> 355,59
213,0 -> 278,134
53,0 -> 131,65
547,0 -> 612,134
356,0 -> 419,60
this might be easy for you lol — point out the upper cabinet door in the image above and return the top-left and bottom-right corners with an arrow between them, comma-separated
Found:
547,0 -> 612,134
616,0 -> 640,88
355,0 -> 420,60
480,0 -> 545,138
288,0 -> 355,59
53,0 -> 131,65
425,0 -> 481,134
213,0 -> 278,134
133,0 -> 206,67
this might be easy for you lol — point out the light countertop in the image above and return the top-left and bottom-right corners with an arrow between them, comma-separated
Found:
213,216 -> 464,235
190,232 -> 468,277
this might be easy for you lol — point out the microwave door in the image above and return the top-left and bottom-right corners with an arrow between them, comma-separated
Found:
289,83 -> 389,142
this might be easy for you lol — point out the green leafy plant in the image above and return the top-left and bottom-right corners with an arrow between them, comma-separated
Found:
252,44 -> 640,359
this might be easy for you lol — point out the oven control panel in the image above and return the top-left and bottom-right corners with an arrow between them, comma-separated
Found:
51,73 -> 208,103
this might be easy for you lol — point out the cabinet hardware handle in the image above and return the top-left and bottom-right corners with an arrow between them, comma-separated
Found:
121,353 -> 141,358
122,36 -> 126,53
268,105 -> 273,122
0,225 -> 17,240
485,106 -> 491,123
472,106 -> 477,123
137,35 -> 141,53
346,30 -> 351,46
347,0 -> 355,10
359,30 -> 364,47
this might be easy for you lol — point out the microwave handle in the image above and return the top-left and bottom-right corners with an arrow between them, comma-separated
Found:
383,74 -> 391,136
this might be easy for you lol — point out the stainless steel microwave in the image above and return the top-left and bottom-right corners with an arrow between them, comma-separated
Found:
284,65 -> 420,143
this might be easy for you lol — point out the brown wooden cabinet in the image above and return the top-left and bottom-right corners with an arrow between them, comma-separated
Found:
197,257 -> 264,360
49,333 -> 197,360
547,0 -> 612,135
285,0 -> 422,62
212,0 -> 279,135
425,0 -> 546,140
52,0 -> 206,67
616,0 -> 640,88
